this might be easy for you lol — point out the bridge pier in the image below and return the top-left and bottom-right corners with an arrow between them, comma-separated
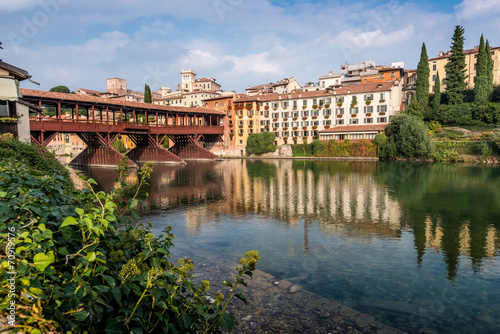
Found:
69,133 -> 138,168
126,134 -> 185,164
168,135 -> 222,160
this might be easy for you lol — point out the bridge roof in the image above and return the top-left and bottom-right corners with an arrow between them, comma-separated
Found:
20,89 -> 225,116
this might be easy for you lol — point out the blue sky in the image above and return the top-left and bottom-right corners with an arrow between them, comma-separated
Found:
1,0 -> 500,94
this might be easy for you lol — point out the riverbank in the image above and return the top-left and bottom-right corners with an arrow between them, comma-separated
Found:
169,238 -> 407,334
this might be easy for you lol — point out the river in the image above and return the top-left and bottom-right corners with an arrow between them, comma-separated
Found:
74,159 -> 500,333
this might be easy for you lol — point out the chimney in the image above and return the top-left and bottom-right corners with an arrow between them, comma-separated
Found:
439,51 -> 444,57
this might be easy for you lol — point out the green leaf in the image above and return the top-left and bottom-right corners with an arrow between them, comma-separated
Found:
221,280 -> 233,288
0,191 -> 7,198
73,310 -> 90,321
182,315 -> 193,329
61,216 -> 78,227
75,207 -> 84,216
111,287 -> 122,307
234,293 -> 248,305
219,313 -> 236,334
88,178 -> 97,185
102,275 -> 116,288
86,252 -> 96,262
33,251 -> 55,272
130,199 -> 138,209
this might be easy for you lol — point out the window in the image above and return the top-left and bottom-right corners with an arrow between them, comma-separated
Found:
364,106 -> 373,113
349,119 -> 359,124
323,120 -> 332,125
433,74 -> 436,81
303,100 -> 307,106
336,108 -> 344,115
380,93 -> 385,100
293,100 -> 298,108
364,94 -> 373,101
323,108 -> 332,116
302,110 -> 309,117
433,64 -> 437,71
337,119 -> 344,125
377,105 -> 387,112
364,118 -> 373,124
391,72 -> 395,78
378,117 -> 387,123
381,73 -> 385,79
350,107 -> 358,114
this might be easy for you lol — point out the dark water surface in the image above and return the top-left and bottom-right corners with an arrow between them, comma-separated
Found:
76,160 -> 500,333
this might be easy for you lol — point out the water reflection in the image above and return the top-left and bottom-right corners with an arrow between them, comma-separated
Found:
75,160 -> 500,333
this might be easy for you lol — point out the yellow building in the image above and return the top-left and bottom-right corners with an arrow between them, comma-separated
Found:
428,46 -> 500,92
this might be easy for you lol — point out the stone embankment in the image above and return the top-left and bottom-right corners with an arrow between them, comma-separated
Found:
172,239 -> 407,334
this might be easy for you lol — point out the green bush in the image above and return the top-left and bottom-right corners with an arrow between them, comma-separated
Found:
112,138 -> 126,153
385,115 -> 435,159
0,144 -> 259,333
246,132 -> 276,155
315,140 -> 377,157
0,136 -> 72,187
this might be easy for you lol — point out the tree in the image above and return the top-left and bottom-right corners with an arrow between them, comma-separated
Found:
246,132 -> 276,155
444,25 -> 467,105
474,34 -> 489,105
415,43 -> 430,107
144,84 -> 152,103
486,39 -> 494,99
433,72 -> 441,111
50,85 -> 71,94
405,100 -> 425,120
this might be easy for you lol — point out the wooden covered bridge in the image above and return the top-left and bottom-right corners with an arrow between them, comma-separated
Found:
21,89 -> 225,167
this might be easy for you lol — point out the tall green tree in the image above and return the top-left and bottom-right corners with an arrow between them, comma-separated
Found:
474,35 -> 489,105
49,85 -> 70,94
485,39 -> 494,99
144,83 -> 152,103
444,25 -> 467,105
415,43 -> 430,107
433,72 -> 441,111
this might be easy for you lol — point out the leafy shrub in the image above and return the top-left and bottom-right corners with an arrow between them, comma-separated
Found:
384,115 -> 435,159
314,140 -> 377,157
246,132 -> 276,155
427,120 -> 442,133
112,138 -> 126,153
0,144 -> 258,333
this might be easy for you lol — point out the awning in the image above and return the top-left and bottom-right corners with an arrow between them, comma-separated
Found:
0,77 -> 21,101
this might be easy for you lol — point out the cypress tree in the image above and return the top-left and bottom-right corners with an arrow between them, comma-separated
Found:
444,25 -> 468,105
144,84 -> 152,103
474,34 -> 488,105
415,43 -> 430,107
486,39 -> 494,99
433,72 -> 441,111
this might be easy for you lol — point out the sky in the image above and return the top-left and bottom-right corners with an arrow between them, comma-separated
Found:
1,0 -> 500,94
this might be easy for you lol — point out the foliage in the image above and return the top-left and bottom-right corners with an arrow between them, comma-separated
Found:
144,84 -> 152,104
0,137 -> 72,187
314,140 -> 378,158
415,42 -> 430,107
384,114 -> 435,159
486,40 -> 494,99
405,100 -> 425,120
433,141 -> 498,160
373,132 -> 387,158
112,138 -> 126,153
444,25 -> 467,105
291,139 -> 325,157
432,72 -> 441,112
246,132 -> 276,155
161,137 -> 169,149
474,35 -> 490,105
0,143 -> 259,333
311,139 -> 325,155
49,85 -> 70,94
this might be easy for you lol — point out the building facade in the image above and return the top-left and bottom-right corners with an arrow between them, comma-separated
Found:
428,46 -> 500,92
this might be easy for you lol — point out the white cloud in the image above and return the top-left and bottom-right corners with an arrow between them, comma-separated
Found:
337,25 -> 415,49
455,0 -> 500,21
0,0 -> 38,11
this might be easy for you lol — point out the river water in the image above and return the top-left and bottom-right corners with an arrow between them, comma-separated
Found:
75,159 -> 500,333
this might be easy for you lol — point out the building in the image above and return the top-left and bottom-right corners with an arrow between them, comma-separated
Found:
402,69 -> 417,107
106,77 -> 127,95
179,69 -> 221,93
202,93 -> 237,155
428,46 -> 500,92
318,124 -> 387,141
319,61 -> 404,89
232,81 -> 402,149
0,60 -> 39,142
246,77 -> 302,95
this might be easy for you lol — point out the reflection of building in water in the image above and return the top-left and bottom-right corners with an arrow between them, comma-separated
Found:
217,160 -> 402,239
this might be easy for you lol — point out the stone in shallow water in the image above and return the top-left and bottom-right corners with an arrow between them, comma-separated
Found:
241,315 -> 252,321
277,280 -> 293,291
355,314 -> 373,328
289,284 -> 303,293
249,321 -> 258,330
339,306 -> 358,317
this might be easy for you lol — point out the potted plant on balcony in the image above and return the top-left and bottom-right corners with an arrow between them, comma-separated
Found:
293,127 -> 298,130
351,114 -> 357,117
379,99 -> 386,103
302,126 -> 307,130
337,114 -> 343,118
302,117 -> 307,120
312,126 -> 317,130
337,100 -> 343,108
350,97 -> 357,108
379,112 -> 386,115
312,104 -> 318,109
283,117 -> 288,121
325,125 -> 330,129
325,115 -> 330,119
366,113 -> 372,117
302,105 -> 307,110
293,117 -> 298,121
365,98 -> 372,106
325,103 -> 331,108
265,105 -> 270,110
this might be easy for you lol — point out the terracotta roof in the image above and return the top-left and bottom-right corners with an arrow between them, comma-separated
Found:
202,95 -> 235,102
235,82 -> 394,103
429,46 -> 500,61
184,90 -> 220,96
0,60 -> 31,81
318,124 -> 387,133
19,89 -> 225,115
76,88 -> 104,95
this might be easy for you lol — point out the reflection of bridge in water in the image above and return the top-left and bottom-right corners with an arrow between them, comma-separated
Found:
22,89 -> 225,167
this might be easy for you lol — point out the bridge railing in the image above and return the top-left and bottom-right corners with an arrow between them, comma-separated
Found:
29,117 -> 224,133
